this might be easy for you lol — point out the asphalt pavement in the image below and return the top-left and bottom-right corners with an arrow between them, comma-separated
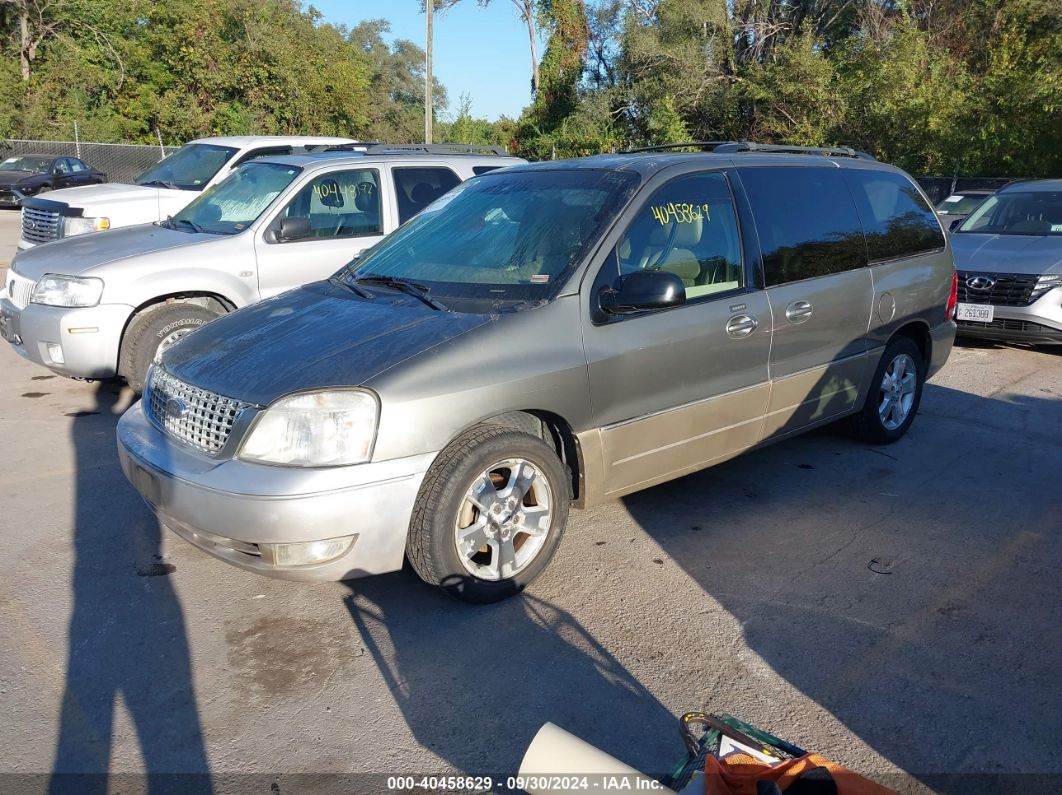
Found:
0,221 -> 1059,793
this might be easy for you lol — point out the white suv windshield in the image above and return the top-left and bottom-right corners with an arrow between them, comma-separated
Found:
135,143 -> 240,191
959,191 -> 1062,236
166,162 -> 301,235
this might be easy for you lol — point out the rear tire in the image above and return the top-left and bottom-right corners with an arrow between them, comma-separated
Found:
406,425 -> 570,604
850,336 -> 925,444
120,303 -> 218,393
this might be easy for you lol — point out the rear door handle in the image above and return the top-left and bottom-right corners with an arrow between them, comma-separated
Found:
726,314 -> 758,338
785,300 -> 814,323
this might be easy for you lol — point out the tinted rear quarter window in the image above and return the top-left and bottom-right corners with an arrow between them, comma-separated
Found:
473,165 -> 502,175
393,166 -> 461,224
845,169 -> 944,261
739,166 -> 866,287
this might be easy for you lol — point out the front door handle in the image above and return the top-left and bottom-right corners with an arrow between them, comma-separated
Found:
785,300 -> 814,323
726,314 -> 758,338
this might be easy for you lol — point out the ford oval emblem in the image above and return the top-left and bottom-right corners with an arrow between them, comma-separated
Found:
164,397 -> 188,420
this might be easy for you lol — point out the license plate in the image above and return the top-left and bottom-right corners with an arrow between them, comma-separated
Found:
957,302 -> 995,323
0,309 -> 16,343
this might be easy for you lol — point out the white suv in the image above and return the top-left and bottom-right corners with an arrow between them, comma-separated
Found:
2,146 -> 523,390
16,135 -> 356,250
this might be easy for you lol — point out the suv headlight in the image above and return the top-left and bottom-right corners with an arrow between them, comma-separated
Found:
30,274 -> 104,307
239,389 -> 378,467
1036,274 -> 1062,288
62,216 -> 110,237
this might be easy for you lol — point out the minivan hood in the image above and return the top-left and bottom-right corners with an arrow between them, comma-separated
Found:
160,282 -> 492,406
11,224 -> 220,280
950,232 -> 1062,275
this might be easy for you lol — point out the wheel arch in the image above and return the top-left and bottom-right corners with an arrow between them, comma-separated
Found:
116,291 -> 236,377
465,410 -> 585,507
889,319 -> 932,367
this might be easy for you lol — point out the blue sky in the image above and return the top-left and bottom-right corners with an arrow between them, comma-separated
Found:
309,1 -> 540,121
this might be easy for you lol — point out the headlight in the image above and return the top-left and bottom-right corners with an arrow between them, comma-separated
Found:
239,389 -> 378,467
1036,274 -> 1062,288
62,216 -> 110,237
30,274 -> 104,307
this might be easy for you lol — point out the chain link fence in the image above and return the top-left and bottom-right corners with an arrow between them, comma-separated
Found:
0,139 -> 178,184
916,176 -> 1017,205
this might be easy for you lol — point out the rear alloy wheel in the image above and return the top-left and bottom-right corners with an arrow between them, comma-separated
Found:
850,336 -> 925,444
406,425 -> 569,603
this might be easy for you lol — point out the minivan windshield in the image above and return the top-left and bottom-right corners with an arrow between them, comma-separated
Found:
936,193 -> 989,216
344,169 -> 640,308
165,162 -> 301,235
135,143 -> 240,191
958,191 -> 1062,236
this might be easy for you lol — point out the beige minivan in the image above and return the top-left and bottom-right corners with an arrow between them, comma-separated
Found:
118,143 -> 958,602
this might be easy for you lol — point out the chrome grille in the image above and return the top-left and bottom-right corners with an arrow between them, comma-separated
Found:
21,206 -> 62,244
146,368 -> 249,455
6,271 -> 35,309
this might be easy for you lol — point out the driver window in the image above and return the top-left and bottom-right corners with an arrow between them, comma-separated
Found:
279,169 -> 382,241
54,159 -> 70,175
606,172 -> 743,299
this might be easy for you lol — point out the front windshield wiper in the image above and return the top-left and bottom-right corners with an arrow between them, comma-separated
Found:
352,274 -> 448,311
329,273 -> 374,300
139,179 -> 180,190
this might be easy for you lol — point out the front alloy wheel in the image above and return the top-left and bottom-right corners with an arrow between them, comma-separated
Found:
455,458 -> 553,581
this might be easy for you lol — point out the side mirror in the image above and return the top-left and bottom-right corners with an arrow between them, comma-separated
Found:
599,270 -> 686,316
277,216 -> 311,242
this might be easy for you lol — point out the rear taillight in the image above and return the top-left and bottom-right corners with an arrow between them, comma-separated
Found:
946,271 -> 958,320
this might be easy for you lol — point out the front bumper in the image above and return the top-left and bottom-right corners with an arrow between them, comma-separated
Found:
0,295 -> 131,378
956,288 -> 1062,345
116,401 -> 436,582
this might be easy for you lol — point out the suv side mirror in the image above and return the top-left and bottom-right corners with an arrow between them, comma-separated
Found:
599,270 -> 686,316
276,216 -> 311,242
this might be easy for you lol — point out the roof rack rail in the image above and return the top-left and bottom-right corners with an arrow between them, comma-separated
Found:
621,140 -> 876,161
713,141 -> 876,160
319,141 -> 381,152
363,143 -> 509,156
622,141 -> 734,154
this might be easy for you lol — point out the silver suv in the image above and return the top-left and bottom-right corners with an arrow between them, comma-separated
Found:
1,145 -> 522,390
949,179 -> 1062,345
117,144 -> 957,603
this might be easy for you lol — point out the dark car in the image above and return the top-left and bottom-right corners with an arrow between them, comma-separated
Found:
0,154 -> 106,208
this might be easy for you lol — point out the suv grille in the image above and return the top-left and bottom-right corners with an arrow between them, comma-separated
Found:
956,271 -> 1046,307
146,367 -> 249,455
21,206 -> 62,244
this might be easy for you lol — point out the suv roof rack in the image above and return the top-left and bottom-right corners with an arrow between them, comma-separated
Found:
363,143 -> 509,156
622,140 -> 875,161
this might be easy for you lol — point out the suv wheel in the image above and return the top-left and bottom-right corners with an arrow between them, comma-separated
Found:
120,303 -> 218,393
851,336 -> 925,444
406,425 -> 570,604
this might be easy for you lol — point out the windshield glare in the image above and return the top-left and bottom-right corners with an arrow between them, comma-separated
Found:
0,156 -> 51,172
958,191 -> 1062,236
346,169 -> 640,307
135,143 -> 239,191
937,194 -> 988,216
168,162 -> 301,235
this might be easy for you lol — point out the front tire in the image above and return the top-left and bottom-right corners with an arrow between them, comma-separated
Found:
850,336 -> 925,444
406,425 -> 570,604
120,303 -> 218,392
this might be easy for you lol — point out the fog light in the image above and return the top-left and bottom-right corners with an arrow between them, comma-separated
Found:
46,343 -> 64,364
262,535 -> 355,567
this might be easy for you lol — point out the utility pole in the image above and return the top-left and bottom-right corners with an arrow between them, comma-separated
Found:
425,0 -> 433,144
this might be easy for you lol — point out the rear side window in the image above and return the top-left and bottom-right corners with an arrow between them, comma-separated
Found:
473,165 -> 502,175
393,167 -> 461,224
739,167 -> 866,287
845,169 -> 944,261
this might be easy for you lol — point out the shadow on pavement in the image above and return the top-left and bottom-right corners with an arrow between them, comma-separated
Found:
50,382 -> 211,794
622,383 -> 1062,792
343,570 -> 679,779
